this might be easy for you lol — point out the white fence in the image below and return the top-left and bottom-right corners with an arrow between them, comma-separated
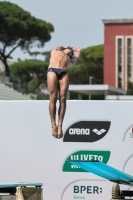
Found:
0,101 -> 132,200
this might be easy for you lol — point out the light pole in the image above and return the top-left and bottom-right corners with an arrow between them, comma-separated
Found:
89,76 -> 93,100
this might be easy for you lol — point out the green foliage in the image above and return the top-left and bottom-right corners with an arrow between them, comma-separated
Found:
68,44 -> 103,84
36,91 -> 49,100
28,50 -> 50,62
127,82 -> 133,95
10,60 -> 48,93
0,1 -> 54,75
28,92 -> 49,100
80,44 -> 104,65
0,1 -> 54,47
69,91 -> 104,100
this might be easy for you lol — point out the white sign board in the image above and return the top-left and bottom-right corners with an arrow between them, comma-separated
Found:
0,100 -> 132,200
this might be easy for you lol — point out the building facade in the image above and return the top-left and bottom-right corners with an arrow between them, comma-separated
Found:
103,19 -> 133,91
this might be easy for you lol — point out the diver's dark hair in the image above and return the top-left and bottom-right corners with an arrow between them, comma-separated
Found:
66,46 -> 75,60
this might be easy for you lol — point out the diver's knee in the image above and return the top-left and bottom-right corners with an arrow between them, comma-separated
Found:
60,95 -> 66,104
50,93 -> 58,103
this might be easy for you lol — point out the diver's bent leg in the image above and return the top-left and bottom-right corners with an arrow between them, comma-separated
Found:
58,95 -> 67,130
49,92 -> 58,127
58,74 -> 69,138
47,71 -> 59,136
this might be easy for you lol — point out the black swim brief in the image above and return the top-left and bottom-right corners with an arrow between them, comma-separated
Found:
47,68 -> 67,79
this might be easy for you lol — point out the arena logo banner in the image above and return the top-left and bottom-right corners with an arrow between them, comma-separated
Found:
63,121 -> 111,142
63,150 -> 111,172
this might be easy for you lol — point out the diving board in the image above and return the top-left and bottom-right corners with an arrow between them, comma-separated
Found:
69,161 -> 133,199
0,182 -> 43,188
69,161 -> 133,186
0,182 -> 43,195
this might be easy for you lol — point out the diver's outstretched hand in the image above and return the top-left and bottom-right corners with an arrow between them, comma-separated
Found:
74,46 -> 80,53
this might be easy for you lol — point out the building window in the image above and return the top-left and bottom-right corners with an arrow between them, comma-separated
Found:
127,38 -> 132,80
117,38 -> 123,88
118,77 -> 122,88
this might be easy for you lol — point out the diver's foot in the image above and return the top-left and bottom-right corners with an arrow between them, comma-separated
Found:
58,125 -> 63,139
52,126 -> 58,138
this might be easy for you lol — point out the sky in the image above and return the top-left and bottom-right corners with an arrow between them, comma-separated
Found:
3,0 -> 133,60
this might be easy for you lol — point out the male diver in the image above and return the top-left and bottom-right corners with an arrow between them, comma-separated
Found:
47,46 -> 80,138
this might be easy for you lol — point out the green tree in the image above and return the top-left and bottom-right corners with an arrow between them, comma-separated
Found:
80,44 -> 103,84
28,50 -> 50,62
80,44 -> 103,64
10,60 -> 48,93
127,82 -> 133,95
0,1 -> 54,76
68,44 -> 104,84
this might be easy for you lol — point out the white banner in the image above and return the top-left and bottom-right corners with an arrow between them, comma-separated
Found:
0,100 -> 132,200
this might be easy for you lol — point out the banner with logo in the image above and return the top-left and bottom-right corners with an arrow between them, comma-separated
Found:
0,101 -> 132,200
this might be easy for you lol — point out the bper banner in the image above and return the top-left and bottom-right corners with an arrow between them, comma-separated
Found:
0,100 -> 132,200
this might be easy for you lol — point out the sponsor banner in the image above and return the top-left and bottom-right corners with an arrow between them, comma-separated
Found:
61,180 -> 112,200
63,121 -> 111,142
123,155 -> 133,176
129,127 -> 133,138
63,150 -> 111,172
0,101 -> 133,200
123,125 -> 133,145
